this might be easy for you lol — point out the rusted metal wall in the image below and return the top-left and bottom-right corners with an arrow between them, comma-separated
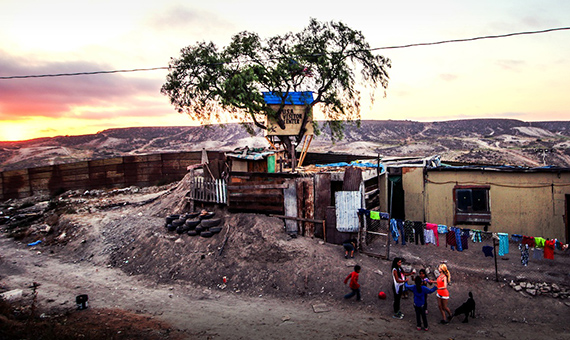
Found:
0,151 -> 223,200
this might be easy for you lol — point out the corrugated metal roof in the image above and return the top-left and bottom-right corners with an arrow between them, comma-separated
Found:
262,92 -> 314,105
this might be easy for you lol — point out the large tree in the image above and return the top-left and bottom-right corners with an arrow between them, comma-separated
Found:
161,18 -> 390,166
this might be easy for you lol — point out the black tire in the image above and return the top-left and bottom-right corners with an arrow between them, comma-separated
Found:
199,212 -> 215,220
165,214 -> 179,225
209,226 -> 222,234
167,224 -> 176,232
200,231 -> 213,238
200,218 -> 221,228
195,226 -> 205,234
185,219 -> 200,229
172,219 -> 185,227
185,212 -> 201,219
187,230 -> 198,236
176,225 -> 188,234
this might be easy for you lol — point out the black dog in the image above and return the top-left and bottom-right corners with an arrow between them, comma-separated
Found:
450,292 -> 476,323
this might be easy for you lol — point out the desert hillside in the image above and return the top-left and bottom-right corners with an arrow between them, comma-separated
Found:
1,119 -> 570,171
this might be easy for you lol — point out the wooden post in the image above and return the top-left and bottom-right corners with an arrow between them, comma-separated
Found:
189,170 -> 195,212
304,179 -> 315,237
493,238 -> 499,282
386,221 -> 391,261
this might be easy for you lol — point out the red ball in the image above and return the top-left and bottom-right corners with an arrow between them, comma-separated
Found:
378,291 -> 386,300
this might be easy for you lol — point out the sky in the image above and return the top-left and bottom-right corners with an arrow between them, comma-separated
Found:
1,0 -> 569,141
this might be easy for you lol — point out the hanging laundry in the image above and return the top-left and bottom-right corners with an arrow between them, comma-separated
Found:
555,240 -> 563,251
380,212 -> 390,219
511,234 -> 523,243
534,237 -> 546,248
522,236 -> 535,248
446,229 -> 457,248
482,246 -> 494,257
397,219 -> 406,245
413,221 -> 425,245
544,240 -> 555,260
370,211 -> 381,220
497,233 -> 509,256
471,230 -> 482,243
425,223 -> 439,246
389,219 -> 399,242
518,244 -> 529,266
461,229 -> 470,250
404,220 -> 415,244
453,227 -> 463,251
437,224 -> 448,234
532,247 -> 543,260
424,228 -> 436,246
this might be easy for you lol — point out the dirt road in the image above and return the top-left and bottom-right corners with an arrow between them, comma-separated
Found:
2,233 -> 569,340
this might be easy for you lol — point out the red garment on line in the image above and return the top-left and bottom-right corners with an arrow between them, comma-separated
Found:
544,240 -> 555,260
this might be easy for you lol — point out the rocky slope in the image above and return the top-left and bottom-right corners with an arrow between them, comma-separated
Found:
1,119 -> 570,171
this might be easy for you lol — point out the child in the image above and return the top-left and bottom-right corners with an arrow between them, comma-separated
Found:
344,265 -> 361,301
418,269 -> 436,314
392,257 -> 413,319
405,276 -> 437,331
342,238 -> 357,259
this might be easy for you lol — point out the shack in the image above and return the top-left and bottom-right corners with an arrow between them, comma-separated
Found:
383,155 -> 570,243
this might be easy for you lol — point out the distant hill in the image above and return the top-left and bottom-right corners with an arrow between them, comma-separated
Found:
1,119 -> 570,171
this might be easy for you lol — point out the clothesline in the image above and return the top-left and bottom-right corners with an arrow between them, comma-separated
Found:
357,209 -> 568,264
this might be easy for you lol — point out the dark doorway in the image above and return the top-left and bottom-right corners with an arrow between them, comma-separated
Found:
566,195 -> 569,244
388,175 -> 405,220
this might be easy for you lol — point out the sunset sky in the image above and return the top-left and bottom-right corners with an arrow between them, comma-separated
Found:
1,0 -> 569,141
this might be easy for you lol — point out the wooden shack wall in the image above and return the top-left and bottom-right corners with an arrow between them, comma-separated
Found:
227,172 -> 299,214
0,151 -> 225,200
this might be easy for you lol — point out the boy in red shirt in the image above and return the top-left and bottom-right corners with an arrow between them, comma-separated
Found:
344,265 -> 361,301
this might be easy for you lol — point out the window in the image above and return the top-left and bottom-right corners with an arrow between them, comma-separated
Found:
454,186 -> 491,224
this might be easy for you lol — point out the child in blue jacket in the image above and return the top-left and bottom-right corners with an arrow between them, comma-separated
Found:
405,276 -> 437,331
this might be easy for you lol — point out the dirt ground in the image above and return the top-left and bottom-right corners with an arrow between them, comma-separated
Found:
1,178 -> 570,340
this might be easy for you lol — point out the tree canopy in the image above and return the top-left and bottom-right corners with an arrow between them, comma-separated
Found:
161,18 -> 390,144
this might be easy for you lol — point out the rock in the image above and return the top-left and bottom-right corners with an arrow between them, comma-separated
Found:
526,288 -> 537,296
312,304 -> 330,313
514,285 -> 522,292
0,289 -> 23,301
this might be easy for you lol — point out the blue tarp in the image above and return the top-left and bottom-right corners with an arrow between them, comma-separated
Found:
263,92 -> 314,105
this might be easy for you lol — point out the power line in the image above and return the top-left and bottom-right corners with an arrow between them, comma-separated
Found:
0,67 -> 168,80
1,26 -> 569,80
371,26 -> 570,50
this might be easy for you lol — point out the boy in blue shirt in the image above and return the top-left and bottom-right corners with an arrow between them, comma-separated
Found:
405,276 -> 437,331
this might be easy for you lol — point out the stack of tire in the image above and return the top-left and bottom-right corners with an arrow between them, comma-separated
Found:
165,211 -> 222,238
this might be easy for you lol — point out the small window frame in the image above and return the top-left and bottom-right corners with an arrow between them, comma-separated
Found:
453,185 -> 491,225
